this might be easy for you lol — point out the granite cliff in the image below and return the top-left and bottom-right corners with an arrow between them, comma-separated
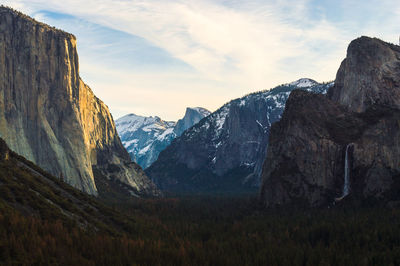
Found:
174,107 -> 211,136
147,79 -> 332,195
260,37 -> 400,207
328,37 -> 400,112
0,7 -> 158,196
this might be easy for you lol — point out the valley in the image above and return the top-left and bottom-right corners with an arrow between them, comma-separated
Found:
0,4 -> 400,266
2,136 -> 396,265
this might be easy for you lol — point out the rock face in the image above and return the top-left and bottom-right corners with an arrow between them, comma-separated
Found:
261,37 -> 400,207
174,107 -> 211,136
328,37 -> 400,112
147,79 -> 332,194
0,7 -> 158,196
116,107 -> 210,169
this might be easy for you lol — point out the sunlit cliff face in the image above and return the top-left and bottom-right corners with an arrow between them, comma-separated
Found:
0,7 -> 158,196
9,0 -> 400,120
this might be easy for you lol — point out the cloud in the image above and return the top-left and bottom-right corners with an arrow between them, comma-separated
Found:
3,0 -> 400,120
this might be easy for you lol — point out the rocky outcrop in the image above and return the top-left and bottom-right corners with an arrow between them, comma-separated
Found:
0,6 -> 158,196
116,107 -> 210,169
147,79 -> 332,194
328,37 -> 400,112
261,37 -> 400,207
173,107 -> 210,136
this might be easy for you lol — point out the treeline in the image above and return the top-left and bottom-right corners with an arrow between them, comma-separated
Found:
1,196 -> 400,265
1,136 -> 400,265
0,5 -> 75,38
0,208 -> 183,265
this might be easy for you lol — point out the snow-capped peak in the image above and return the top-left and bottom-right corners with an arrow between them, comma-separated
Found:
116,113 -> 170,134
116,107 -> 210,169
115,113 -> 147,133
288,78 -> 318,88
189,107 -> 211,118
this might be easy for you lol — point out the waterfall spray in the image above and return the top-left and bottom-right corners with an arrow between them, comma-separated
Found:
335,144 -> 351,202
342,144 -> 351,197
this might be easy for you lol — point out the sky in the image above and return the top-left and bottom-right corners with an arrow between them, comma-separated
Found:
4,0 -> 400,120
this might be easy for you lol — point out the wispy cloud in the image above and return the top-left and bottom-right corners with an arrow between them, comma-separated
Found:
3,0 -> 400,119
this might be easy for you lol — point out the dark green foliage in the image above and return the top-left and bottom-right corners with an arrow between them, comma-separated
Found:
2,194 -> 400,265
150,162 -> 257,196
0,139 -> 400,265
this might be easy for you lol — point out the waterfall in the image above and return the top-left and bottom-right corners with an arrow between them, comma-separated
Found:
342,144 -> 351,197
335,144 -> 351,202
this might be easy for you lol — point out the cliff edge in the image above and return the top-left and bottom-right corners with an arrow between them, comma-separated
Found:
0,6 -> 158,196
261,37 -> 400,207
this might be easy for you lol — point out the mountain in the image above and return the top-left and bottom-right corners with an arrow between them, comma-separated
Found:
146,79 -> 333,195
174,107 -> 211,136
0,136 -> 139,232
0,7 -> 158,196
260,37 -> 400,207
116,107 -> 210,169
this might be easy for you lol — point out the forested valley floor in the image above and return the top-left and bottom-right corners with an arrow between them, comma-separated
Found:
1,189 -> 400,265
0,140 -> 398,265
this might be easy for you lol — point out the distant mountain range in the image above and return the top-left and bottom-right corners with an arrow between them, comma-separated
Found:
147,78 -> 333,195
116,107 -> 210,169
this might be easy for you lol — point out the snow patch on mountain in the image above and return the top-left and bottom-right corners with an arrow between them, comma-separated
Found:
213,105 -> 229,133
288,78 -> 318,88
191,107 -> 211,118
171,78 -> 334,189
116,107 -> 210,169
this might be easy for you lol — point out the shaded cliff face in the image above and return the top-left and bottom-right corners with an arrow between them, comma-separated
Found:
0,7 -> 158,196
261,37 -> 400,207
147,79 -> 332,195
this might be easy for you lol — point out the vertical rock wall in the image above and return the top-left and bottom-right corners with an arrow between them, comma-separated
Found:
0,7 -> 158,195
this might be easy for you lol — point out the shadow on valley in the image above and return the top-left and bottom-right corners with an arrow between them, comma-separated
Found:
0,138 -> 399,265
3,196 -> 400,265
1,143 -> 400,266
